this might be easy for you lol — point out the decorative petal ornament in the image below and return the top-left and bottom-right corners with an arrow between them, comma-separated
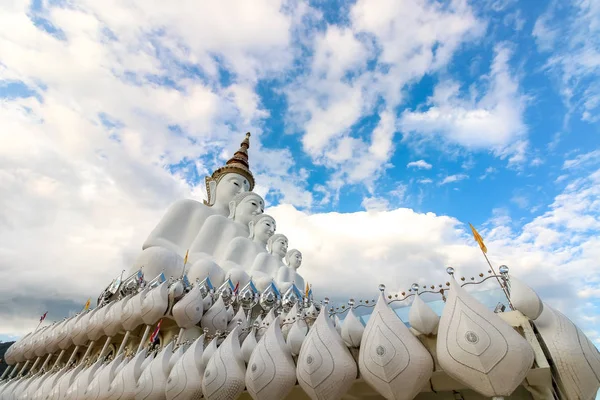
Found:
141,281 -> 170,326
227,307 -> 248,332
257,309 -> 276,342
216,278 -> 236,306
201,296 -> 228,335
437,278 -> 535,397
534,304 -> 600,400
509,276 -> 543,320
259,282 -> 281,312
85,353 -> 125,400
358,292 -> 433,400
135,341 -> 182,400
341,308 -> 364,348
296,306 -> 357,400
281,304 -> 299,339
200,338 -> 218,373
281,284 -> 302,313
333,315 -> 342,335
165,335 -> 205,400
122,286 -> 148,332
201,327 -> 246,400
241,327 -> 258,364
172,283 -> 204,328
246,317 -> 296,400
107,348 -> 149,400
226,305 -> 235,323
287,317 -> 308,356
65,359 -> 103,400
408,294 -> 439,335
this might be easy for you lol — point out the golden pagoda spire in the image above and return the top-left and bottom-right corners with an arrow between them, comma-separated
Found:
204,132 -> 255,206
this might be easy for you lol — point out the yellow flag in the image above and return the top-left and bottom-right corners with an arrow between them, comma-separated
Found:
305,282 -> 310,297
83,298 -> 91,311
183,249 -> 189,266
469,223 -> 487,254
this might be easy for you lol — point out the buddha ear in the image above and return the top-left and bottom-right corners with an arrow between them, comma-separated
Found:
228,201 -> 236,219
208,179 -> 217,206
248,220 -> 255,239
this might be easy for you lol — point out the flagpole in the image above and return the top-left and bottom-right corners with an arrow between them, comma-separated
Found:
479,248 -> 514,310
469,223 -> 514,311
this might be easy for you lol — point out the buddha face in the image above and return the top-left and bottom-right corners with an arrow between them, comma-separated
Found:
288,251 -> 302,270
254,217 -> 276,243
235,194 -> 264,225
215,173 -> 251,206
271,236 -> 288,258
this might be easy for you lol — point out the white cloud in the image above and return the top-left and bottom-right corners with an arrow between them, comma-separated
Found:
284,0 -> 485,187
407,160 -> 433,170
418,178 -> 433,184
440,174 -> 469,185
533,0 -> 600,123
400,45 -> 528,163
563,149 -> 600,169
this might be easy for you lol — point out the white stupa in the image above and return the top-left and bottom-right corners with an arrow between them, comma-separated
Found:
1,133 -> 599,400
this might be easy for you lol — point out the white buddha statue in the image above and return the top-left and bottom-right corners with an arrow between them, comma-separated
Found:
276,249 -> 305,293
186,191 -> 265,264
142,133 -> 255,257
186,213 -> 274,289
249,233 -> 288,291
221,214 -> 276,288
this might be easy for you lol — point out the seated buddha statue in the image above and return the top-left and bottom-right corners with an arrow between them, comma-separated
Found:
276,249 -> 305,293
249,233 -> 289,291
142,133 -> 254,257
186,191 -> 265,264
220,214 -> 276,288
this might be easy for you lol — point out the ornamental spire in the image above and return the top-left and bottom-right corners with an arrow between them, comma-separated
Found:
204,132 -> 255,206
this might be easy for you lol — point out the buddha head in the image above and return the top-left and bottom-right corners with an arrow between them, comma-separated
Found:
204,133 -> 254,208
249,214 -> 276,244
228,192 -> 264,225
267,233 -> 289,258
285,249 -> 302,270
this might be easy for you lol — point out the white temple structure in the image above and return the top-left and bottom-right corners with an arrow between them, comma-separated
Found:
1,132 -> 599,400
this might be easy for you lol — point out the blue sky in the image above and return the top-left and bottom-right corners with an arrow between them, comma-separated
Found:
0,0 -> 599,353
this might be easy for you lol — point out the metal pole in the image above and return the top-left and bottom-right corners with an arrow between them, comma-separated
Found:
16,360 -> 31,377
481,252 -> 514,310
51,350 -> 66,370
81,340 -> 96,365
39,353 -> 53,373
26,357 -> 41,376
117,332 -> 131,356
8,362 -> 21,378
1,365 -> 12,380
98,337 -> 113,361
137,325 -> 152,353
66,346 -> 80,367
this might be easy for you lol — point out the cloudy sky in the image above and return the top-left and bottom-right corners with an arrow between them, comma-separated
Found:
0,0 -> 599,346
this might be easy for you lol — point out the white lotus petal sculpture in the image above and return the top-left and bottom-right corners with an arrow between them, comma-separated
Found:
227,307 -> 248,332
437,278 -> 535,397
85,353 -> 125,400
535,303 -> 600,400
408,294 -> 440,335
509,276 -> 543,320
296,306 -> 357,400
200,338 -> 218,374
286,317 -> 308,357
340,308 -> 364,348
241,327 -> 258,364
165,335 -> 205,400
135,342 -> 184,400
246,317 -> 296,400
108,348 -> 149,400
172,284 -> 205,329
201,326 -> 246,400
358,291 -> 433,400
141,281 -> 170,326
201,296 -> 228,335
